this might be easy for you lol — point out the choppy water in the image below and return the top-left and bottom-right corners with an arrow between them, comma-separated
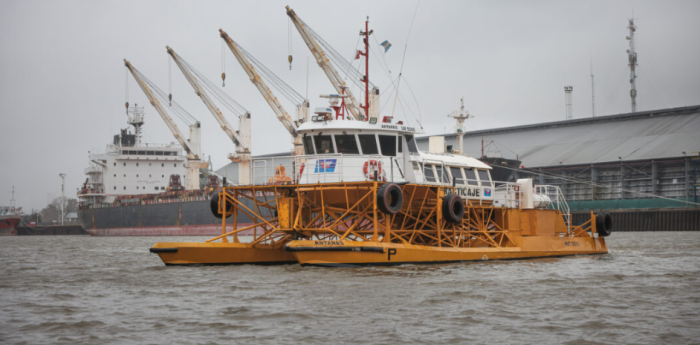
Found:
1,233 -> 699,345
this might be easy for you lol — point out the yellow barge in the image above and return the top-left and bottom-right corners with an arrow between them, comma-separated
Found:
150,10 -> 610,266
151,181 -> 610,266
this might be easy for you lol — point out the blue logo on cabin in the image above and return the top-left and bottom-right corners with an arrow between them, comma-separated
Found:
314,159 -> 337,173
484,188 -> 492,197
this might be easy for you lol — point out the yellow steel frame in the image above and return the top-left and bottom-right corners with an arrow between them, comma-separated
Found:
205,182 -> 596,249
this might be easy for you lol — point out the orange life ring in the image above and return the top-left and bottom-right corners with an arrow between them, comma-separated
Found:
363,160 -> 382,180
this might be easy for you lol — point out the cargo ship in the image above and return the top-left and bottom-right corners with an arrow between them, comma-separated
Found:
1,187 -> 23,236
77,105 -> 256,236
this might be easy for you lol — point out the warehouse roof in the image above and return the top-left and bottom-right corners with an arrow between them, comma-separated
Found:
418,105 -> 700,168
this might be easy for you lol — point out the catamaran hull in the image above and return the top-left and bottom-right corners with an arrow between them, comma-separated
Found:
286,237 -> 608,267
150,242 -> 296,265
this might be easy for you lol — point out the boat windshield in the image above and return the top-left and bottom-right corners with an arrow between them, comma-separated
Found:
404,135 -> 419,153
464,168 -> 479,186
378,135 -> 396,156
478,170 -> 492,186
303,136 -> 314,155
334,134 -> 360,154
358,134 -> 378,155
450,167 -> 463,184
314,135 -> 335,154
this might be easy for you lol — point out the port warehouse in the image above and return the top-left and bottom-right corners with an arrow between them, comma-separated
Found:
417,105 -> 700,231
216,105 -> 700,231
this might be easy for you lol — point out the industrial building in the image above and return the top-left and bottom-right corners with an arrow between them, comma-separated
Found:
417,105 -> 700,231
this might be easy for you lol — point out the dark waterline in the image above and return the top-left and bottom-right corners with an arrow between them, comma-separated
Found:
1,233 -> 699,344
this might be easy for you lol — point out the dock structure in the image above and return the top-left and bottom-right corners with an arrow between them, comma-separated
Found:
421,105 -> 700,231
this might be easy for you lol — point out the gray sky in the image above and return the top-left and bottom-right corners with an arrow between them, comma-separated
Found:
1,0 -> 699,211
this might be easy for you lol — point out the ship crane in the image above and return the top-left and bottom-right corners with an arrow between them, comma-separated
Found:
124,59 -> 202,190
166,46 -> 252,185
219,29 -> 308,156
286,6 -> 380,122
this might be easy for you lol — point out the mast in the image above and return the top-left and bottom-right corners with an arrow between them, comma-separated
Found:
357,17 -> 373,120
286,6 -> 365,121
166,46 -> 252,184
124,59 -> 201,190
448,98 -> 470,154
219,29 -> 305,156
626,18 -> 638,113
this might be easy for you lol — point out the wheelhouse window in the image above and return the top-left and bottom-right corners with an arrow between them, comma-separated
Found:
358,134 -> 378,155
477,170 -> 492,187
450,167 -> 464,184
404,135 -> 419,154
314,135 -> 334,154
334,134 -> 359,154
378,135 -> 397,156
435,165 -> 446,183
423,164 -> 436,183
464,168 -> 479,186
303,136 -> 315,155
398,136 -> 403,153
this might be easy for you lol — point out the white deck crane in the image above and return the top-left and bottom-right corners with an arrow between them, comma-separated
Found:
124,59 -> 202,190
219,29 -> 308,156
166,46 -> 252,185
286,6 -> 380,121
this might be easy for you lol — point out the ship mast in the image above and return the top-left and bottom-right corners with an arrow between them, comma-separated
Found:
357,17 -> 373,119
448,98 -> 470,154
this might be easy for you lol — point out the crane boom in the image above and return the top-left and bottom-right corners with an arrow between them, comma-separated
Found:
286,6 -> 364,121
166,46 -> 250,155
219,29 -> 304,156
124,59 -> 201,190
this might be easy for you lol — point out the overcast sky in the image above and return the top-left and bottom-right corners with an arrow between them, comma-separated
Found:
1,0 -> 699,211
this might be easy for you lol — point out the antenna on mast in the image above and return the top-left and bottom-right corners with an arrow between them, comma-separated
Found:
626,18 -> 638,113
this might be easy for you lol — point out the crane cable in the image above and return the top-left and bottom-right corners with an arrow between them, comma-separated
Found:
179,56 -> 249,117
391,1 -> 420,119
125,68 -> 130,113
288,16 -> 293,70
221,39 -> 226,87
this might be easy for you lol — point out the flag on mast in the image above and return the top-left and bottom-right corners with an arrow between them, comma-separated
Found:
380,40 -> 392,53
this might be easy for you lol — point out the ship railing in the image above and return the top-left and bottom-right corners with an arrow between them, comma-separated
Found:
80,194 -> 212,209
84,166 -> 102,174
534,184 -> 571,234
250,154 -> 406,186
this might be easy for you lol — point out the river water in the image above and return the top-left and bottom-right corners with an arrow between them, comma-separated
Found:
1,232 -> 698,345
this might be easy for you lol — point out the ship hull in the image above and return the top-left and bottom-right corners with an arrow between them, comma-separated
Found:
0,217 -> 20,236
150,242 -> 296,265
286,236 -> 608,267
78,199 -> 260,237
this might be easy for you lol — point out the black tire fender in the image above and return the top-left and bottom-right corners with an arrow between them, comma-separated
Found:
377,183 -> 403,215
210,192 -> 233,219
595,212 -> 612,237
442,194 -> 465,224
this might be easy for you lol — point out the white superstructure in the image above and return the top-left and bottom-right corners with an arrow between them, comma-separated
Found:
79,105 -> 187,206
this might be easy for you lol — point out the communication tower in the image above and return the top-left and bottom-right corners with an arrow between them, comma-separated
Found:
564,86 -> 573,120
626,18 -> 638,113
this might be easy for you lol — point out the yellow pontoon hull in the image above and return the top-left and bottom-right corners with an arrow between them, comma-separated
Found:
150,242 -> 296,265
286,236 -> 608,267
